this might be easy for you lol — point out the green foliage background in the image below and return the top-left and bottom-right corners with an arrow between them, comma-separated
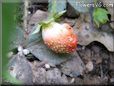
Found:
2,1 -> 22,84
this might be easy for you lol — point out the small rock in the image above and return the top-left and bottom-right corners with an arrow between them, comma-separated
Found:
82,46 -> 86,50
18,45 -> 23,52
45,64 -> 50,69
23,49 -> 30,55
70,78 -> 75,84
28,11 -> 31,15
86,61 -> 94,72
110,78 -> 114,83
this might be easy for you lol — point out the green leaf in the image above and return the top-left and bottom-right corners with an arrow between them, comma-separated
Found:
93,8 -> 109,27
40,10 -> 66,27
28,32 -> 42,45
30,24 -> 41,35
48,0 -> 56,15
27,41 -> 75,65
48,0 -> 66,19
48,0 -> 66,13
53,10 -> 66,21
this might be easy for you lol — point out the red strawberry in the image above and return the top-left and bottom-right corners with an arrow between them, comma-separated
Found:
42,22 -> 78,53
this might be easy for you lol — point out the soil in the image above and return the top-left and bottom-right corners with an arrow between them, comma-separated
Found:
77,42 -> 114,85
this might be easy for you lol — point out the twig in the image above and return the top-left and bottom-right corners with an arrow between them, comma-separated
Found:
23,0 -> 29,48
23,0 -> 29,33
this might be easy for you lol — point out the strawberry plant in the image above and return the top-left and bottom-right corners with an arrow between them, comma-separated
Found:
31,0 -> 78,53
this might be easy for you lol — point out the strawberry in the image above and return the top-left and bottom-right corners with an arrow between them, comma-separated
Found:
42,22 -> 78,53
31,9 -> 77,53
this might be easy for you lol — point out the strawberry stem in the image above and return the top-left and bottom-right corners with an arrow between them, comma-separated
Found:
48,0 -> 57,19
33,0 -> 66,33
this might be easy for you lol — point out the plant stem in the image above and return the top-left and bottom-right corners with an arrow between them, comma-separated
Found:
23,0 -> 29,47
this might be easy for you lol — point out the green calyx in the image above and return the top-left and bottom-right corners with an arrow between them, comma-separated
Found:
31,0 -> 66,35
41,10 -> 66,28
31,10 -> 66,35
